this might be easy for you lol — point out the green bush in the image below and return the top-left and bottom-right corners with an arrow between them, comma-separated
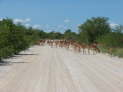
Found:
79,17 -> 111,44
113,48 -> 123,57
97,32 -> 123,48
0,18 -> 41,62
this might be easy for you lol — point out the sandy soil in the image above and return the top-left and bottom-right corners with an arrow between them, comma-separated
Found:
0,45 -> 123,92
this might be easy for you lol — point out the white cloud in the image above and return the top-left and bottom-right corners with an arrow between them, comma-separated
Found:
0,18 -> 3,21
25,18 -> 31,22
45,24 -> 51,28
110,23 -> 119,28
57,25 -> 63,28
57,25 -> 67,30
13,18 -> 31,24
57,25 -> 66,29
32,24 -> 41,29
47,29 -> 53,32
77,24 -> 81,27
25,24 -> 31,28
64,19 -> 71,23
109,21 -> 119,28
13,19 -> 23,24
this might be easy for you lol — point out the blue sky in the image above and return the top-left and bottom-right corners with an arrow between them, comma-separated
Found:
0,0 -> 123,32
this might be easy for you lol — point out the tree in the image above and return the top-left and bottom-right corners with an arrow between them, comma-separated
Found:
0,18 -> 41,62
39,30 -> 48,39
47,31 -> 63,39
97,32 -> 123,48
79,17 -> 111,44
64,29 -> 78,40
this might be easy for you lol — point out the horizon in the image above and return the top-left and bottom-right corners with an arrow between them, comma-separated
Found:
0,0 -> 122,32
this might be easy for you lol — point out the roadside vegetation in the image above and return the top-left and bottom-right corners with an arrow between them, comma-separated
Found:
0,17 -> 123,62
78,17 -> 123,57
0,18 -> 41,62
39,16 -> 123,57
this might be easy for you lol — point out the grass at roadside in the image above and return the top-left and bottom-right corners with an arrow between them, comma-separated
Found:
99,46 -> 123,58
112,48 -> 123,57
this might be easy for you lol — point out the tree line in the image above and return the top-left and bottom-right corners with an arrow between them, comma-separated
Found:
39,17 -> 123,57
0,17 -> 123,62
78,17 -> 123,57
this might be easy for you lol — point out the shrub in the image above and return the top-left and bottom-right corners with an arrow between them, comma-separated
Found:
79,17 -> 111,44
97,32 -> 123,48
0,18 -> 41,62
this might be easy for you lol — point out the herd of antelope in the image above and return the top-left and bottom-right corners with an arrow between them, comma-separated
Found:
36,39 -> 100,55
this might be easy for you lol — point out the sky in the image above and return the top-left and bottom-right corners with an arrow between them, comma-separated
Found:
0,0 -> 123,32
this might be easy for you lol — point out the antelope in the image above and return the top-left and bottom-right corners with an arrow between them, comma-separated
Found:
88,43 -> 100,54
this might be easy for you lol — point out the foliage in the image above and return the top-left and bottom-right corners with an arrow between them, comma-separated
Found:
79,17 -> 111,44
63,29 -> 78,40
97,32 -> 123,48
46,31 -> 63,39
0,17 -> 123,60
113,48 -> 123,57
0,18 -> 40,62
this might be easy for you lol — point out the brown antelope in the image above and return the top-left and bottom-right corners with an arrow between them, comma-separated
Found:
38,39 -> 100,55
88,43 -> 100,54
108,48 -> 113,56
80,43 -> 87,54
40,40 -> 46,46
71,42 -> 81,52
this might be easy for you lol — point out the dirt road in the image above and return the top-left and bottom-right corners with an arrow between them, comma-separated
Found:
0,45 -> 123,92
